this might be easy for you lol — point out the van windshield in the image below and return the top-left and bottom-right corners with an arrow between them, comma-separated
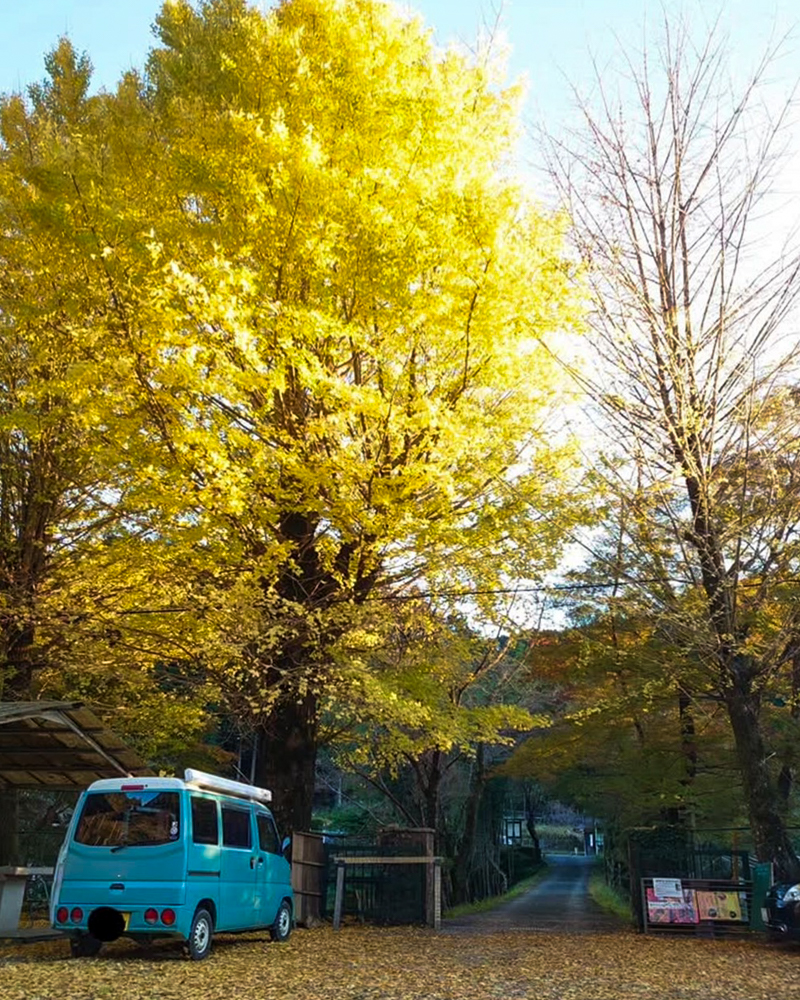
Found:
75,790 -> 180,849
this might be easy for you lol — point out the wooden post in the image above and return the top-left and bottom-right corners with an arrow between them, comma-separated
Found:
332,862 -> 346,931
433,860 -> 441,931
291,832 -> 325,926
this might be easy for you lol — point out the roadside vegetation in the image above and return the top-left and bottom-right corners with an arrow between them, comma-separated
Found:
444,867 -> 549,919
588,868 -> 633,925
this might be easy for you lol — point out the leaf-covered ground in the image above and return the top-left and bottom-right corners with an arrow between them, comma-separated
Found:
0,925 -> 796,1000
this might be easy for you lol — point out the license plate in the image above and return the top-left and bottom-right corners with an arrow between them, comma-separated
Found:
122,912 -> 131,930
761,908 -> 769,923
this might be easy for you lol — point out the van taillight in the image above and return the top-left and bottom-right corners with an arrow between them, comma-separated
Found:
144,908 -> 159,924
121,784 -> 145,791
161,909 -> 176,926
56,907 -> 68,924
71,908 -> 83,923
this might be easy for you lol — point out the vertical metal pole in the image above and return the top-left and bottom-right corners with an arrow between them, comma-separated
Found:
333,862 -> 346,931
641,880 -> 649,934
249,734 -> 257,785
433,861 -> 441,931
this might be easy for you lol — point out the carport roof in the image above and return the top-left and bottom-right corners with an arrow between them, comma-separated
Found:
0,701 -> 153,790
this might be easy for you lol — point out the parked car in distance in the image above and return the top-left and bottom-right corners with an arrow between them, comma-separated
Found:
763,882 -> 800,940
51,769 -> 293,959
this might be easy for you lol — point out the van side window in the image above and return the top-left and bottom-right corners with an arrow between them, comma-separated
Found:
191,797 -> 218,845
221,806 -> 251,848
257,813 -> 280,854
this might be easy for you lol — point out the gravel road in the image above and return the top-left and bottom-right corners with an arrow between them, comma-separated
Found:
443,854 -> 625,934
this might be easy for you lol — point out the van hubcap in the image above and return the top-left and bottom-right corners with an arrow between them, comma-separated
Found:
193,918 -> 210,952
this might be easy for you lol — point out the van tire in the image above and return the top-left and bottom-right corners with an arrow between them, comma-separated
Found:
186,908 -> 213,960
70,933 -> 103,958
270,900 -> 292,942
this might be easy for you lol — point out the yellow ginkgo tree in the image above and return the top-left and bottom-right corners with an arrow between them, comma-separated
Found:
127,0 -> 583,833
5,0 -> 584,834
0,39 -> 221,861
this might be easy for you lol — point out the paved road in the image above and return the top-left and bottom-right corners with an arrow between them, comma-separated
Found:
443,854 -> 626,934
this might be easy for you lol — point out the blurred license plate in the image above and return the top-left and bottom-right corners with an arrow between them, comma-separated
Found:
122,912 -> 131,930
761,908 -> 769,923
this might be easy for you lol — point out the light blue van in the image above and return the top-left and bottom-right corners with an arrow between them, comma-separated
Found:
50,769 -> 293,959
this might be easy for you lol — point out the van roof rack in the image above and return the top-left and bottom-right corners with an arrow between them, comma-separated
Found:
184,768 -> 272,804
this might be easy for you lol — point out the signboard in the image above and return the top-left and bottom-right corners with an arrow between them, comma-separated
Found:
646,887 -> 698,925
652,878 -> 683,899
695,890 -> 746,922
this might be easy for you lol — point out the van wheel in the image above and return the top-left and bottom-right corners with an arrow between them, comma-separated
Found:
186,908 -> 213,960
70,933 -> 103,958
270,900 -> 292,942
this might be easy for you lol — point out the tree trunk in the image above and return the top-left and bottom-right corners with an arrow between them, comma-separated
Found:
452,744 -> 487,904
678,688 -> 697,786
3,618 -> 36,700
248,510 -> 363,839
422,751 -> 442,834
254,689 -> 318,838
523,787 -> 543,866
0,621 -> 35,866
724,680 -> 800,881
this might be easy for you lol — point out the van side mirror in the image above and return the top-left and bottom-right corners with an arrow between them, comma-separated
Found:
281,836 -> 291,858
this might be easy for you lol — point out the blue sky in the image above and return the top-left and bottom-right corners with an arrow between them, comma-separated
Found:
1,0 -> 798,199
1,1 -> 797,121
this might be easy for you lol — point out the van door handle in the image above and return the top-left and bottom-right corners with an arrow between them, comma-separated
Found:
250,856 -> 264,869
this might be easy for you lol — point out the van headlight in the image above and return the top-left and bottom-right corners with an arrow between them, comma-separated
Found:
783,884 -> 800,903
